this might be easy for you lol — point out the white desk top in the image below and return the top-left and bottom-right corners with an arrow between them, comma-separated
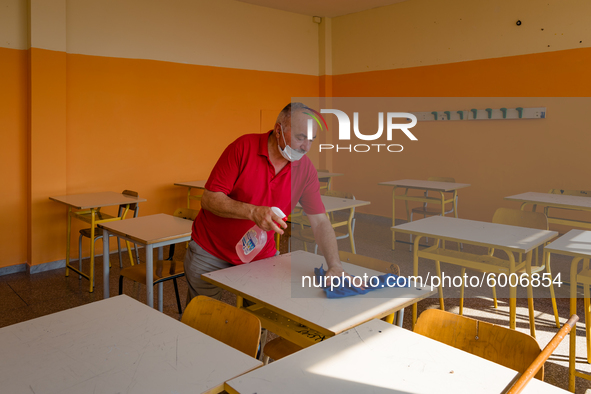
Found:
320,195 -> 370,213
0,295 -> 262,394
98,213 -> 193,245
317,171 -> 343,178
506,192 -> 591,209
174,180 -> 207,189
203,251 -> 434,335
378,179 -> 471,191
226,319 -> 567,394
394,216 -> 558,253
49,191 -> 147,209
545,229 -> 591,258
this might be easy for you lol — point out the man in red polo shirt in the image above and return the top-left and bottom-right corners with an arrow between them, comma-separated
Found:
184,102 -> 349,301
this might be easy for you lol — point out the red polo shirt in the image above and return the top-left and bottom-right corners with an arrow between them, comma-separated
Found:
192,131 -> 325,265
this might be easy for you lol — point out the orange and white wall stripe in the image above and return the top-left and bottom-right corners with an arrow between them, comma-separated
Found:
1,0 -> 590,272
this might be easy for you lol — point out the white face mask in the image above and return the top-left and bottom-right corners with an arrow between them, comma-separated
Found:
278,124 -> 306,162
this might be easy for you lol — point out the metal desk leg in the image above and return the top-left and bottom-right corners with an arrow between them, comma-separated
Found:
103,229 -> 110,299
569,257 -> 582,392
411,235 -> 423,329
146,244 -> 154,308
65,207 -> 72,277
158,247 -> 164,312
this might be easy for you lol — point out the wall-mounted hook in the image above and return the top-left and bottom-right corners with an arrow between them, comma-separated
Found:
431,111 -> 438,121
516,107 -> 524,119
485,108 -> 493,119
500,108 -> 507,119
457,111 -> 464,120
471,109 -> 478,119
444,111 -> 451,120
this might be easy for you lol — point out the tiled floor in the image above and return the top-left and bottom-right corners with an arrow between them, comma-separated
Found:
2,212 -> 591,393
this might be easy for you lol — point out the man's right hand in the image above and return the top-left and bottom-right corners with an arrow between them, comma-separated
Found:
252,206 -> 287,235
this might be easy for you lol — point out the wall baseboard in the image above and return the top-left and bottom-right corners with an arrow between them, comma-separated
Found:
0,246 -> 146,277
0,263 -> 27,276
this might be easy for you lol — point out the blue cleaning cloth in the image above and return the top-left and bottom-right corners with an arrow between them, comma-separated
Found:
314,265 -> 409,299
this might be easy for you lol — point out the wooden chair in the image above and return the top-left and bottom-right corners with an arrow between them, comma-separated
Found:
118,208 -> 199,314
414,309 -> 544,380
457,208 -> 560,334
181,296 -> 261,358
78,190 -> 140,284
409,177 -> 461,250
290,190 -> 357,254
262,252 -> 401,364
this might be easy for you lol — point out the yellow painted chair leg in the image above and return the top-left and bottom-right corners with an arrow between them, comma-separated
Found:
491,279 -> 498,309
585,285 -> 591,364
411,235 -> 422,329
459,268 -> 465,315
545,252 -> 561,328
435,260 -> 444,311
526,253 -> 536,338
383,313 -> 395,324
126,240 -> 134,266
568,257 -> 582,393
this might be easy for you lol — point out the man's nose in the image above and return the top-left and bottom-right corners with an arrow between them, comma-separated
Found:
302,139 -> 313,151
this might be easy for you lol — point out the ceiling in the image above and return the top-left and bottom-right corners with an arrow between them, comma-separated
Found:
235,0 -> 409,18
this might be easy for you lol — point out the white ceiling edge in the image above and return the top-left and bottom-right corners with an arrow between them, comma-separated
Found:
234,0 -> 410,18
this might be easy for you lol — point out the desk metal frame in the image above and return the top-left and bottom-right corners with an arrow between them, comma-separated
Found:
544,229 -> 591,392
101,214 -> 192,310
49,192 -> 146,293
506,192 -> 591,230
379,180 -> 470,249
395,216 -> 557,338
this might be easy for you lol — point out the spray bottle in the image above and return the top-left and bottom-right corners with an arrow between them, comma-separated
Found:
235,207 -> 287,263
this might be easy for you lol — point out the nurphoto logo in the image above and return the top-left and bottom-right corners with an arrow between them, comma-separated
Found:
306,110 -> 418,153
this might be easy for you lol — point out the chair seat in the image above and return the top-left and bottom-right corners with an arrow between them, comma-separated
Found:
120,260 -> 185,284
76,211 -> 117,224
263,337 -> 304,361
79,227 -> 105,238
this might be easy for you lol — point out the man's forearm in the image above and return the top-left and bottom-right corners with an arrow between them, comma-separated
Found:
310,214 -> 343,270
201,190 -> 256,221
201,190 -> 286,234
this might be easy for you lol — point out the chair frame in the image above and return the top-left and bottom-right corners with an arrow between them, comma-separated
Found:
458,208 -> 560,334
409,177 -> 461,251
77,190 -> 140,289
118,207 -> 199,314
290,190 -> 357,254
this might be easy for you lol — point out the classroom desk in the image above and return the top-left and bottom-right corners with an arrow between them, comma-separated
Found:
506,192 -> 591,230
292,195 -> 370,253
100,214 -> 192,310
394,216 -> 558,336
49,191 -> 147,292
544,230 -> 591,392
317,171 -> 343,190
0,295 -> 261,394
378,179 -> 470,249
174,180 -> 206,208
225,318 -> 567,394
202,250 -> 435,348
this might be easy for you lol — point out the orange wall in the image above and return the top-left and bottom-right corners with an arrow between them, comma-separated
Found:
64,53 -> 319,259
0,47 -> 28,268
329,49 -> 591,222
